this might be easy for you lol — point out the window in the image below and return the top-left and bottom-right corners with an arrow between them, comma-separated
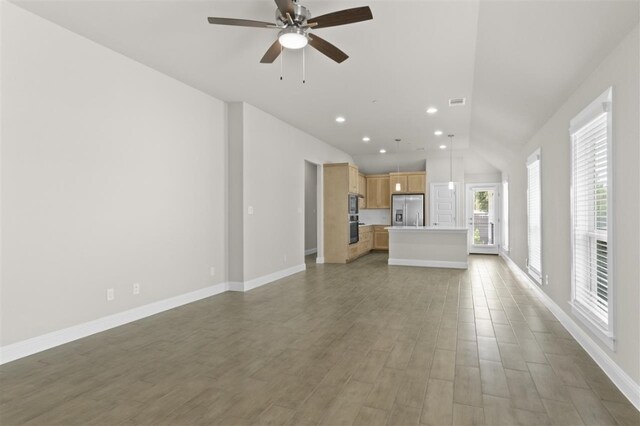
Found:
570,87 -> 614,348
526,150 -> 542,283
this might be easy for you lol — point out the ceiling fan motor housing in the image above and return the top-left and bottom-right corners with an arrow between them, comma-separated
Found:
276,3 -> 310,26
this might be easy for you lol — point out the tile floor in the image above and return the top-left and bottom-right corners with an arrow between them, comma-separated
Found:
0,254 -> 638,425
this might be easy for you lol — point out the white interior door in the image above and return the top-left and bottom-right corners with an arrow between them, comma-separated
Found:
466,184 -> 500,254
429,183 -> 457,227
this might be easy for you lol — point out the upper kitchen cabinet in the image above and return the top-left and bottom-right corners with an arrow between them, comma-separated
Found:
358,173 -> 366,197
389,172 -> 426,194
358,173 -> 367,209
407,172 -> 426,193
348,164 -> 359,194
366,175 -> 390,209
389,173 -> 408,194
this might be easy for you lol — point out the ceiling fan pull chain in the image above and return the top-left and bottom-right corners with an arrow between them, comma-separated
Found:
302,48 -> 306,84
280,45 -> 283,80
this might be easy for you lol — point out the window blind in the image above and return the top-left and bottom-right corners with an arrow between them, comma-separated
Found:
527,152 -> 541,281
571,111 -> 609,327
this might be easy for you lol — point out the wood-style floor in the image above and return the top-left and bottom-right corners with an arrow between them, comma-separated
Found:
1,254 -> 638,425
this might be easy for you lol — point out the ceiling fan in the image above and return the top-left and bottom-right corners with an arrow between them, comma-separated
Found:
207,0 -> 373,64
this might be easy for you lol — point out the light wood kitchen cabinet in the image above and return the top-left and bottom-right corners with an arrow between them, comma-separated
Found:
389,173 -> 408,194
348,165 -> 359,194
358,173 -> 366,197
366,175 -> 390,209
373,225 -> 389,250
324,162 -> 360,264
407,172 -> 426,193
389,172 -> 426,194
358,173 -> 366,209
347,225 -> 373,261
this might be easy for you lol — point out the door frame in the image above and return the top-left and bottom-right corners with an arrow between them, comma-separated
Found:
465,183 -> 501,254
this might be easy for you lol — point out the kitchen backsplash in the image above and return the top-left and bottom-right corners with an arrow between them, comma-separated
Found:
359,209 -> 390,225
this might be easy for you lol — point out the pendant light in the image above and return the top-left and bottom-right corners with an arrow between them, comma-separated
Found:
448,134 -> 455,190
395,139 -> 402,191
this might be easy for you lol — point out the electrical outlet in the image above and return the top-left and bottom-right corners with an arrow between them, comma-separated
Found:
248,206 -> 254,215
106,288 -> 115,301
284,254 -> 287,263
210,267 -> 215,277
133,282 -> 140,295
545,275 -> 549,286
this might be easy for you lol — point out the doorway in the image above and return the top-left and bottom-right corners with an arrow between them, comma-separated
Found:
466,183 -> 500,254
429,183 -> 457,227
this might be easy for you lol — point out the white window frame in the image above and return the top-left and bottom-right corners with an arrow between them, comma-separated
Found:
526,149 -> 542,284
569,87 -> 615,350
502,179 -> 509,253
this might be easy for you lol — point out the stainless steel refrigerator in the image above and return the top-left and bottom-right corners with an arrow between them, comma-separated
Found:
392,194 -> 425,226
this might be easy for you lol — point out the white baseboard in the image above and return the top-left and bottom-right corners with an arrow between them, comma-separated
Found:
227,264 -> 306,292
500,252 -> 640,410
0,282 -> 229,365
316,257 -> 325,264
388,258 -> 468,269
243,264 -> 306,292
304,248 -> 318,256
227,282 -> 244,292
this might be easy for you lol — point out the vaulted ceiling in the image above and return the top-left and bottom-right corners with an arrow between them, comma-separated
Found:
11,0 -> 639,173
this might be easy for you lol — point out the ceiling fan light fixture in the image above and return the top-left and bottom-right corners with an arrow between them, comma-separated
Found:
278,27 -> 308,49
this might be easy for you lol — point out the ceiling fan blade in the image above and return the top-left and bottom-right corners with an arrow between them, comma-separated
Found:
274,0 -> 295,16
307,6 -> 373,29
207,17 -> 276,28
260,40 -> 282,63
308,34 -> 348,63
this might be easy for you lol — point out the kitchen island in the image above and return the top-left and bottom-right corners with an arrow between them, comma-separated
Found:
386,226 -> 468,269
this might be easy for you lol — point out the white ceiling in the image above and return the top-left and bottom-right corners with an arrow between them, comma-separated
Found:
11,0 -> 639,173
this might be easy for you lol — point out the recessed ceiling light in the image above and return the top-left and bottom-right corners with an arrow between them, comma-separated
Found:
379,149 -> 386,154
426,107 -> 438,114
434,130 -> 443,136
362,137 -> 370,142
440,145 -> 447,149
335,116 -> 346,123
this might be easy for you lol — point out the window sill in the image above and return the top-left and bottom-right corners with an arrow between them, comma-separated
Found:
570,301 -> 615,351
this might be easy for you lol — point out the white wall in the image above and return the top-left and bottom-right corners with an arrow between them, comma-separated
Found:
304,161 -> 317,252
1,3 -> 227,345
505,25 -> 639,384
239,103 -> 353,281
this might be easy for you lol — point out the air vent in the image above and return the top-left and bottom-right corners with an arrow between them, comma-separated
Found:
449,98 -> 466,107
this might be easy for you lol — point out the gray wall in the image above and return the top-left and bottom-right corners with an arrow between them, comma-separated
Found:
1,3 -> 227,345
304,161 -> 318,253
505,25 -> 639,383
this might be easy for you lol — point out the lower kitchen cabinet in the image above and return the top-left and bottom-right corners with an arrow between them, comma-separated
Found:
348,226 -> 374,261
373,225 -> 389,250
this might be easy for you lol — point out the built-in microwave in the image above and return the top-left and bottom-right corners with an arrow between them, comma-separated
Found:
348,194 -> 358,215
